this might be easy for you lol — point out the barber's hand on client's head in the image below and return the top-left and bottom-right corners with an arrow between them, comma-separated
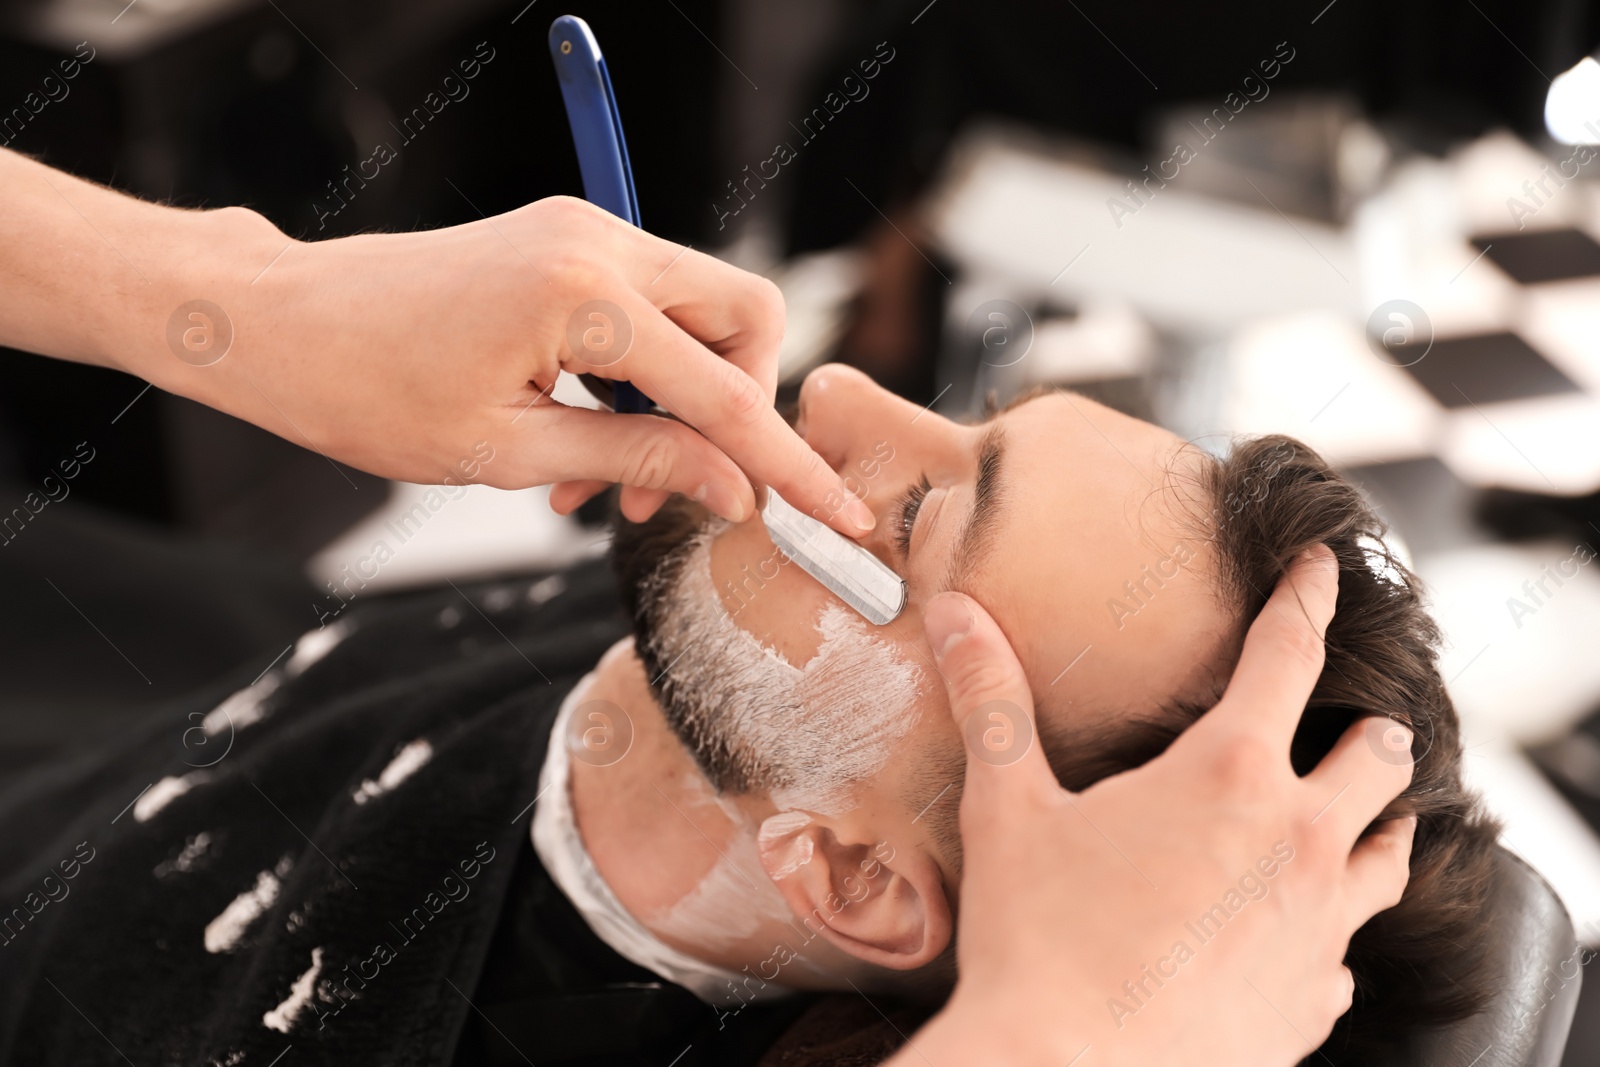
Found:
898,545 -> 1416,1067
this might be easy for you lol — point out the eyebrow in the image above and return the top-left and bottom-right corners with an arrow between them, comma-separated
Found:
943,421 -> 1008,592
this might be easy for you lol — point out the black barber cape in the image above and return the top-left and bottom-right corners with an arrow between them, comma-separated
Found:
0,560 -> 816,1066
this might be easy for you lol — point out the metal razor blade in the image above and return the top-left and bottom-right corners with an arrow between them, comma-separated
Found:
761,491 -> 907,626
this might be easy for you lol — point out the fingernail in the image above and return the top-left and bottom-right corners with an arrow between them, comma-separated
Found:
1386,717 -> 1413,748
1299,543 -> 1336,571
844,496 -> 876,533
693,482 -> 747,523
924,593 -> 974,661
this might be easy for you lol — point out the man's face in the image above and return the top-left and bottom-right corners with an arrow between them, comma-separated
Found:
619,364 -> 1235,872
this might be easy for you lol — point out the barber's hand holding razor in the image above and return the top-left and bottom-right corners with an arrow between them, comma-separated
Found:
0,150 -> 872,536
900,546 -> 1416,1067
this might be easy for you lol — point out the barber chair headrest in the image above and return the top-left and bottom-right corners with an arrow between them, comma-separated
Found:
1379,844 -> 1581,1067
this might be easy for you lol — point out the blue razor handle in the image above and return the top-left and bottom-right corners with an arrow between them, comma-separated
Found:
549,15 -> 651,415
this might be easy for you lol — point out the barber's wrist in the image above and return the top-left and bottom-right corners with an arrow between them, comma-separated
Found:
103,202 -> 294,417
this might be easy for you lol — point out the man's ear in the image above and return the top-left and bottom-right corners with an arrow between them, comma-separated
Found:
756,811 -> 951,970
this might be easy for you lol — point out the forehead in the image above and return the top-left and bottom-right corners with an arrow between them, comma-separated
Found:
972,394 -> 1232,717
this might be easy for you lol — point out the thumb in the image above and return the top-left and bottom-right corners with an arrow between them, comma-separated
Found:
535,404 -> 755,523
923,592 -> 1055,807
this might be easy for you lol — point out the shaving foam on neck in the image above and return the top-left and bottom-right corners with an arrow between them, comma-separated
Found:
646,818 -> 793,950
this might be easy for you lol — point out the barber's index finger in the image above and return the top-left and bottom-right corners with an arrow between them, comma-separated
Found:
1213,544 -> 1339,747
592,290 -> 875,536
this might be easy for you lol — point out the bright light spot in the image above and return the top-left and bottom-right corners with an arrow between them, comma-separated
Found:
1545,57 -> 1600,145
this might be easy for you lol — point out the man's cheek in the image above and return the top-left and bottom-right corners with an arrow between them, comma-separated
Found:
708,519 -> 833,665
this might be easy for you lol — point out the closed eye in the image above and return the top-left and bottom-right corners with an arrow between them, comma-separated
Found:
892,474 -> 931,557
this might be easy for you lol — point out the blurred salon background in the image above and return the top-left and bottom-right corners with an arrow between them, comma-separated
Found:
5,0 -> 1600,1056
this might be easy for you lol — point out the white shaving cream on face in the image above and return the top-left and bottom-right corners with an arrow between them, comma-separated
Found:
645,806 -> 794,952
627,526 -> 924,964
645,527 -> 926,818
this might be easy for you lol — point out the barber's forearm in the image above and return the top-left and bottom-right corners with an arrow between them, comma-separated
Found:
0,147 -> 284,405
